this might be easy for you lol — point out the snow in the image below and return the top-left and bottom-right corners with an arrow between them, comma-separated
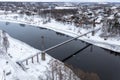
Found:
108,15 -> 114,19
0,10 -> 5,13
0,12 -> 120,54
95,16 -> 102,23
1,0 -> 120,2
55,6 -> 77,9
0,29 -> 80,79
0,11 -> 5,15
111,6 -> 117,9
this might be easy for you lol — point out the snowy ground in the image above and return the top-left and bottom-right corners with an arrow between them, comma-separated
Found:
0,13 -> 120,53
0,30 -> 80,80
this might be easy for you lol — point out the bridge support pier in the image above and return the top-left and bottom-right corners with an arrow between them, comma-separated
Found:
37,54 -> 39,63
26,59 -> 28,65
41,51 -> 46,61
92,31 -> 95,36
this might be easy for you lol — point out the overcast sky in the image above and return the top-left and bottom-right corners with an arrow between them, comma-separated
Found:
0,0 -> 120,2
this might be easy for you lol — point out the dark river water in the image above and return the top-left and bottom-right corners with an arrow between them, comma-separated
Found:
0,21 -> 120,80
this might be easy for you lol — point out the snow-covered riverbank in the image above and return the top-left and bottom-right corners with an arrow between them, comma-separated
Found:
0,30 -> 80,80
0,13 -> 120,53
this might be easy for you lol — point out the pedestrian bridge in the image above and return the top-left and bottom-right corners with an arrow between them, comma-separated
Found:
16,28 -> 101,70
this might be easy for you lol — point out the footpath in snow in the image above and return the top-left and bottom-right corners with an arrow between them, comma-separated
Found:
0,13 -> 120,53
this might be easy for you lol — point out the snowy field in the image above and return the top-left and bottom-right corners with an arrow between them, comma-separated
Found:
0,13 -> 120,53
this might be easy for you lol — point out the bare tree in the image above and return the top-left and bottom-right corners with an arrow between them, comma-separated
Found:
2,31 -> 9,53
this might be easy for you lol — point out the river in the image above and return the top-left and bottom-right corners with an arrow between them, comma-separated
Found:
0,21 -> 120,80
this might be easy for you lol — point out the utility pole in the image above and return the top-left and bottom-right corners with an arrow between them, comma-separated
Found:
92,18 -> 96,36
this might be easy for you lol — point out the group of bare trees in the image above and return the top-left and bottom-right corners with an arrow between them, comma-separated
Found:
39,59 -> 80,80
101,13 -> 120,39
